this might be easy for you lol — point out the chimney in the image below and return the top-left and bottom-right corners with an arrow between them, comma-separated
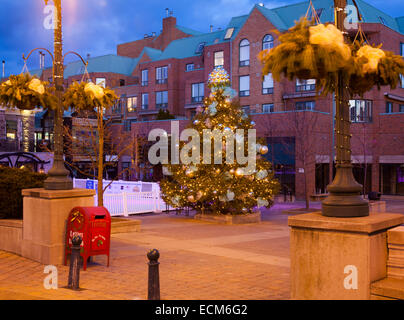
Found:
210,25 -> 213,33
2,60 -> 5,78
165,8 -> 169,17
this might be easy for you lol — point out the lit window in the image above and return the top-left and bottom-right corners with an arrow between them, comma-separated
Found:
214,51 -> 224,67
239,75 -> 250,97
96,78 -> 106,88
262,34 -> 274,51
262,73 -> 274,94
239,39 -> 250,66
127,96 -> 137,112
224,28 -> 235,40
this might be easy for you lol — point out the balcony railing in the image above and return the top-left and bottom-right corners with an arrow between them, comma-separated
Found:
191,96 -> 204,103
239,90 -> 250,97
296,84 -> 316,92
141,81 -> 148,86
156,103 -> 168,109
262,87 -> 274,95
156,79 -> 168,85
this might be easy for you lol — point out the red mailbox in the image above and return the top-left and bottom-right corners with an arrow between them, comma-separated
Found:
65,206 -> 111,270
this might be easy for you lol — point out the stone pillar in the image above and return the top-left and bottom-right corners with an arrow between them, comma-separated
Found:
289,212 -> 404,300
21,188 -> 96,265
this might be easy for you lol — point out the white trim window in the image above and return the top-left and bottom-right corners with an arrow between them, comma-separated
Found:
239,75 -> 250,97
141,93 -> 149,110
262,73 -> 274,94
262,103 -> 274,113
349,100 -> 372,123
156,91 -> 168,109
214,51 -> 224,68
262,34 -> 274,50
239,39 -> 250,66
141,69 -> 148,86
156,66 -> 168,84
191,83 -> 204,103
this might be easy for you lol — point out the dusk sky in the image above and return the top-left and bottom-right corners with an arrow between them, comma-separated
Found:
0,0 -> 403,77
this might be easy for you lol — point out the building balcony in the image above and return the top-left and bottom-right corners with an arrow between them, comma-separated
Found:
156,79 -> 168,85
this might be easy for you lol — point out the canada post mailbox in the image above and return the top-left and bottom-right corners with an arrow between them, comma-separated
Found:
65,206 -> 111,270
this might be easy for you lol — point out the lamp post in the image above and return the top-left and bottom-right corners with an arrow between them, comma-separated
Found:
42,0 -> 72,190
321,0 -> 369,217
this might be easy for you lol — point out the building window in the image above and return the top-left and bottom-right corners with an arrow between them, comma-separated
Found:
6,120 -> 17,140
224,27 -> 234,40
296,79 -> 316,92
120,79 -> 126,87
349,100 -> 372,123
156,66 -> 168,84
239,75 -> 250,97
296,101 -> 315,111
141,69 -> 148,86
191,83 -> 204,103
96,78 -> 106,88
262,73 -> 274,94
186,63 -> 194,71
239,39 -> 250,67
262,34 -> 274,51
241,106 -> 250,116
127,96 -> 137,113
263,104 -> 274,113
195,42 -> 206,54
401,43 -> 404,88
400,104 -> 404,113
156,91 -> 168,109
112,99 -> 123,113
214,51 -> 224,67
386,102 -> 393,113
141,93 -> 149,110
123,119 -> 136,131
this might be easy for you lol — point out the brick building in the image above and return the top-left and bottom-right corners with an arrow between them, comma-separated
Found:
1,0 -> 404,198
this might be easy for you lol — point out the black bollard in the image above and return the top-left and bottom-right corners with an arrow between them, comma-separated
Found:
68,235 -> 82,290
147,249 -> 160,300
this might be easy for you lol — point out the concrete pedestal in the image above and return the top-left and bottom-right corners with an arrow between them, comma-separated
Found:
21,188 -> 96,265
288,212 -> 404,300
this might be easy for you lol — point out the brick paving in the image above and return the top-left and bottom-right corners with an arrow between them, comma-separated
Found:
1,199 -> 403,300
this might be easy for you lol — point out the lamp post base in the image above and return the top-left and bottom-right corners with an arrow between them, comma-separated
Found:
322,164 -> 369,218
44,177 -> 73,191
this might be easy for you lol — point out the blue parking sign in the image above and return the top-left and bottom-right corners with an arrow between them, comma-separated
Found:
86,180 -> 94,189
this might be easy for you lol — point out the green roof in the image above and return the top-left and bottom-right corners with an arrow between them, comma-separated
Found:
140,47 -> 163,61
64,54 -> 138,78
156,30 -> 226,60
397,16 -> 404,34
176,25 -> 204,36
256,0 -> 403,34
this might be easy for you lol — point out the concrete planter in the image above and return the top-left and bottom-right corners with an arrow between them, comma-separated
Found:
194,211 -> 261,225
0,219 -> 23,255
111,218 -> 141,234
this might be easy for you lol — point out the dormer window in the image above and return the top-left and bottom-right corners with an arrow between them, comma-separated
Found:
195,42 -> 206,54
224,28 -> 235,40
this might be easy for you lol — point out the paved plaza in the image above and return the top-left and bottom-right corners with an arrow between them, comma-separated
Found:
1,198 -> 404,300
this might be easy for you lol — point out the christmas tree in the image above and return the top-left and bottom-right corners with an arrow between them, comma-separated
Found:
160,67 -> 280,215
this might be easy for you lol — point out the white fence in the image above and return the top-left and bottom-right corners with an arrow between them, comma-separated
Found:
73,179 -> 173,217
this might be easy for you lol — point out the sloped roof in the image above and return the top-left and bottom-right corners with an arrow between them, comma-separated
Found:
397,16 -> 404,34
64,54 -> 139,78
156,30 -> 226,60
176,25 -> 204,36
256,0 -> 403,34
140,47 -> 163,61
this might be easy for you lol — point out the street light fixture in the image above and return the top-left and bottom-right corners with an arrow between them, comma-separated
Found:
321,0 -> 369,217
23,0 -> 88,190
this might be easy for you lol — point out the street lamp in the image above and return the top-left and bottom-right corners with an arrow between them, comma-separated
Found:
321,0 -> 369,217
